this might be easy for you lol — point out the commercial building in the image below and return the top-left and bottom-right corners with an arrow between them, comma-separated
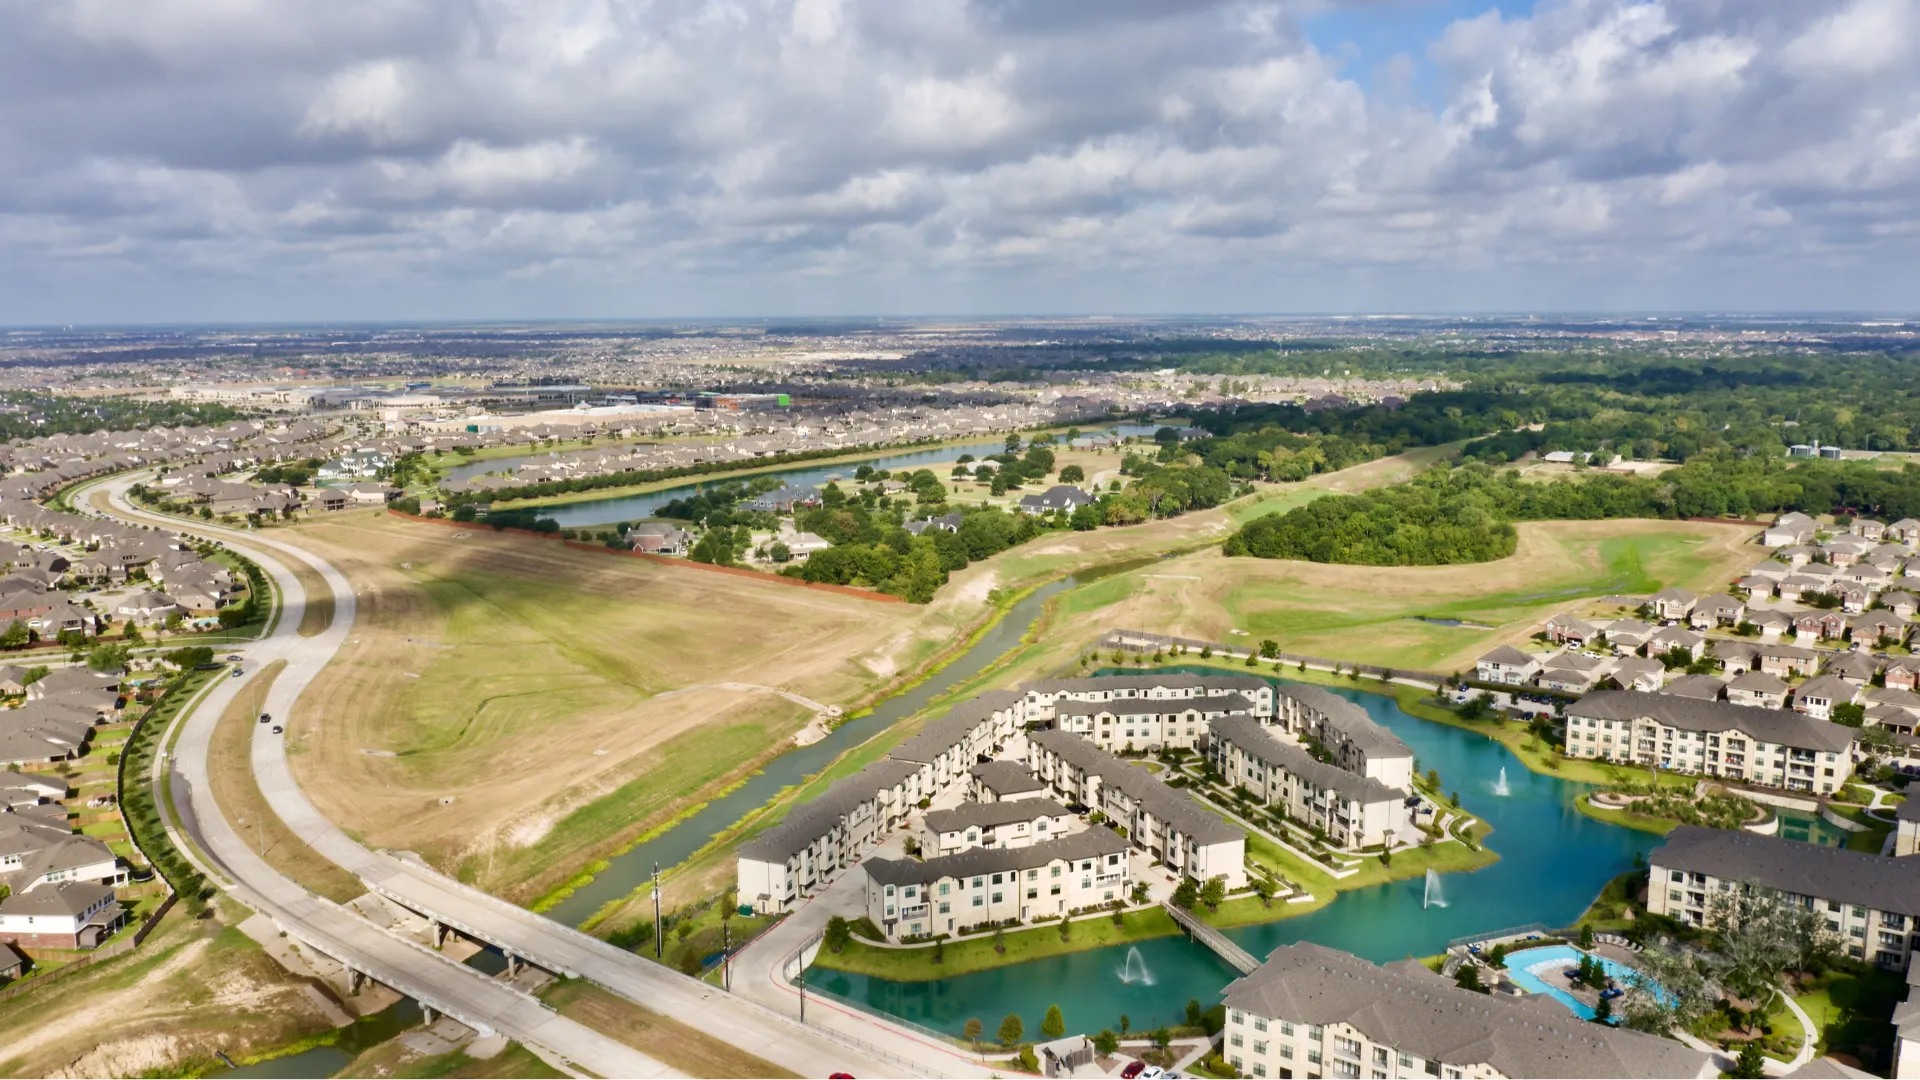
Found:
1028,729 -> 1246,888
1564,691 -> 1857,794
1219,942 -> 1713,1079
861,827 -> 1132,941
1648,826 -> 1920,968
1206,715 -> 1411,849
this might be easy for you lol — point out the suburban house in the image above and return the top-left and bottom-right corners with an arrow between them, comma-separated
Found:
114,591 -> 179,625
1474,646 -> 1541,686
1564,691 -> 1857,794
1649,826 -> 1920,968
1725,671 -> 1789,710
1660,674 -> 1726,702
1689,595 -> 1746,629
1537,651 -> 1615,693
1218,942 -> 1713,1080
860,827 -> 1132,942
1607,657 -> 1667,692
1017,485 -> 1095,514
1762,512 -> 1818,547
1648,587 -> 1698,621
0,880 -> 124,949
779,531 -> 833,561
1794,675 -> 1860,722
628,523 -> 691,555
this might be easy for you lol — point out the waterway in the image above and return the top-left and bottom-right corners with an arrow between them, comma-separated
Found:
504,423 -> 1175,529
542,570 -> 1102,927
809,678 -> 1664,1037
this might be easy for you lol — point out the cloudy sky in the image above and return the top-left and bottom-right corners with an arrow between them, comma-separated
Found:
2,0 -> 1916,323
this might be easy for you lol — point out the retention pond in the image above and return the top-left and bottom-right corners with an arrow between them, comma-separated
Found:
809,679 -> 1663,1037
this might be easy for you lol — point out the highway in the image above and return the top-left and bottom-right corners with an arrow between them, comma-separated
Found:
94,478 -> 932,1078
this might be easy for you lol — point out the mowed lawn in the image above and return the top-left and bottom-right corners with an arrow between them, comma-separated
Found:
283,512 -> 965,901
1043,518 -> 1755,674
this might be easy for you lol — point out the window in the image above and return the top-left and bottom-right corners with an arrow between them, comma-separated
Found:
1254,1041 -> 1268,1055
1050,885 -> 1060,896
1280,1045 -> 1294,1060
1251,1066 -> 1267,1078
1026,889 -> 1037,900
1307,1050 -> 1322,1066
1230,1011 -> 1245,1026
938,902 -> 950,914
1027,869 -> 1038,880
992,873 -> 1004,885
939,883 -> 950,896
991,892 -> 1003,904
1051,866 -> 1062,878
1254,1018 -> 1268,1032
972,895 -> 983,907
1309,1025 -> 1324,1041
884,884 -> 895,897
1231,1034 -> 1244,1049
1281,1022 -> 1294,1037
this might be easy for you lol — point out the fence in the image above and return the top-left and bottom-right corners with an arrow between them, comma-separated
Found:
0,893 -> 177,1003
1097,628 -> 1451,686
386,510 -> 908,604
1445,922 -> 1559,950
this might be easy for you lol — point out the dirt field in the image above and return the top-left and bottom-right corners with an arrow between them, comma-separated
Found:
206,660 -> 366,903
541,979 -> 797,1079
0,901 -> 337,1079
280,511 -> 973,899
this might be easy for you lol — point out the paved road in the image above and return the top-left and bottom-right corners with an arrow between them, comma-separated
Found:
97,482 -> 925,1078
96,480 -> 681,1079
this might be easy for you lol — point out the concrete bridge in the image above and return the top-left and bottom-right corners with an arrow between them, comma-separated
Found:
1163,901 -> 1260,975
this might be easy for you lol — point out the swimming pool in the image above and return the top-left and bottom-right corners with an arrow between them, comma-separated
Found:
1501,944 -> 1663,1022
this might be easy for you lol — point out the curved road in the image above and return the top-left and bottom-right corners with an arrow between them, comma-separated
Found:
94,478 -> 934,1079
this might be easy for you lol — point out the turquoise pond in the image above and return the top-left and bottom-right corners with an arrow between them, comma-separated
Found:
807,678 -> 1665,1037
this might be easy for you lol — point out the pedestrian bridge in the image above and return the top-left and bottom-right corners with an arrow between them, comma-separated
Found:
1162,901 -> 1259,975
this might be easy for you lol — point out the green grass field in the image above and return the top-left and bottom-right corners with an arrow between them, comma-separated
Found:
811,908 -> 1183,980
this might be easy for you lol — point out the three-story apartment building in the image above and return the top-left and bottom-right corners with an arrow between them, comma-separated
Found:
861,827 -> 1132,941
1206,715 -> 1412,849
1564,691 -> 1857,794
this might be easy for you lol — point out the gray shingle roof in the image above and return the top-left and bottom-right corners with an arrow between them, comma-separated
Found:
1221,942 -> 1710,1079
1651,825 -> 1920,917
1029,729 -> 1243,845
923,799 -> 1070,836
1568,690 -> 1856,753
864,825 -> 1129,888
970,759 -> 1044,796
1209,715 -> 1404,805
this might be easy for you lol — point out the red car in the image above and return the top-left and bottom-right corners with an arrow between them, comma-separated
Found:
1121,1062 -> 1147,1079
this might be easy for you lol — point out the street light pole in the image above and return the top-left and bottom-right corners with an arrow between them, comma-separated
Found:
797,967 -> 805,1024
651,862 -> 662,958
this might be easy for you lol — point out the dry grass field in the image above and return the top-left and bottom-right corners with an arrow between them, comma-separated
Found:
0,901 -> 336,1079
541,980 -> 798,1079
1030,518 -> 1757,675
281,511 -> 974,901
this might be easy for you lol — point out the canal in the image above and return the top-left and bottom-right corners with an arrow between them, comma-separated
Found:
471,423 -> 1178,529
808,678 -> 1665,1037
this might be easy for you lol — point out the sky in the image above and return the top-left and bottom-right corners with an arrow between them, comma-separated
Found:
2,0 -> 1918,323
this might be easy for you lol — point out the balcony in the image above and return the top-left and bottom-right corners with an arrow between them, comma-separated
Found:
900,904 -> 929,921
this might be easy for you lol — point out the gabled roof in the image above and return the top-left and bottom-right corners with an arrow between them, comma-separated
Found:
1652,825 -> 1920,918
1568,690 -> 1856,752
1220,942 -> 1710,1079
864,826 -> 1130,889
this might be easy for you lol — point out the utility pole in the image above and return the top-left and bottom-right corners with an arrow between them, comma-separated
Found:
797,967 -> 805,1024
651,862 -> 662,958
721,919 -> 730,992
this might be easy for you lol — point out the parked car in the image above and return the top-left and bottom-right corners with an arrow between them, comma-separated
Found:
1121,1062 -> 1147,1079
271,725 -> 283,735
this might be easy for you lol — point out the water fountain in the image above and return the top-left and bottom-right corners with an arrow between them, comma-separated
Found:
1423,869 -> 1447,910
1117,946 -> 1154,985
1491,766 -> 1511,797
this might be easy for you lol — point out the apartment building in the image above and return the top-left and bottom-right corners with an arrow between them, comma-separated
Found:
888,690 -> 1026,789
1219,942 -> 1713,1079
1027,730 -> 1246,888
1054,692 -> 1258,752
736,758 -> 927,914
1650,825 -> 1920,968
861,827 -> 1132,941
1022,673 -> 1275,725
1206,715 -> 1411,848
920,799 -> 1073,857
969,760 -> 1047,803
1564,691 -> 1857,795
1268,684 -> 1416,789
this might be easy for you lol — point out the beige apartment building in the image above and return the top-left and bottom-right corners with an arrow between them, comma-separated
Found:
1206,715 -> 1411,849
1219,942 -> 1712,1079
860,827 -> 1132,941
1564,691 -> 1857,795
1649,826 -> 1920,968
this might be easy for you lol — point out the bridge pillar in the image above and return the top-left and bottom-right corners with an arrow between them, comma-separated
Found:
422,1004 -> 437,1025
346,967 -> 365,995
505,952 -> 521,976
431,920 -> 447,949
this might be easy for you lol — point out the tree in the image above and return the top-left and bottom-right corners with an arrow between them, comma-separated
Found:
1042,1004 -> 1066,1040
1592,991 -> 1613,1025
1119,1014 -> 1131,1036
823,915 -> 851,954
1059,464 -> 1086,484
1732,1040 -> 1766,1079
1251,876 -> 1275,908
963,1017 -> 984,1053
1578,924 -> 1595,950
1200,876 -> 1226,911
1059,912 -> 1072,941
1455,963 -> 1487,994
993,925 -> 1007,954
998,1013 -> 1024,1047
1185,999 -> 1203,1027
1093,1030 -> 1119,1056
86,644 -> 130,672
0,620 -> 27,648
1017,1047 -> 1040,1074
1171,878 -> 1199,909
1258,638 -> 1280,659
1620,938 -> 1718,1034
